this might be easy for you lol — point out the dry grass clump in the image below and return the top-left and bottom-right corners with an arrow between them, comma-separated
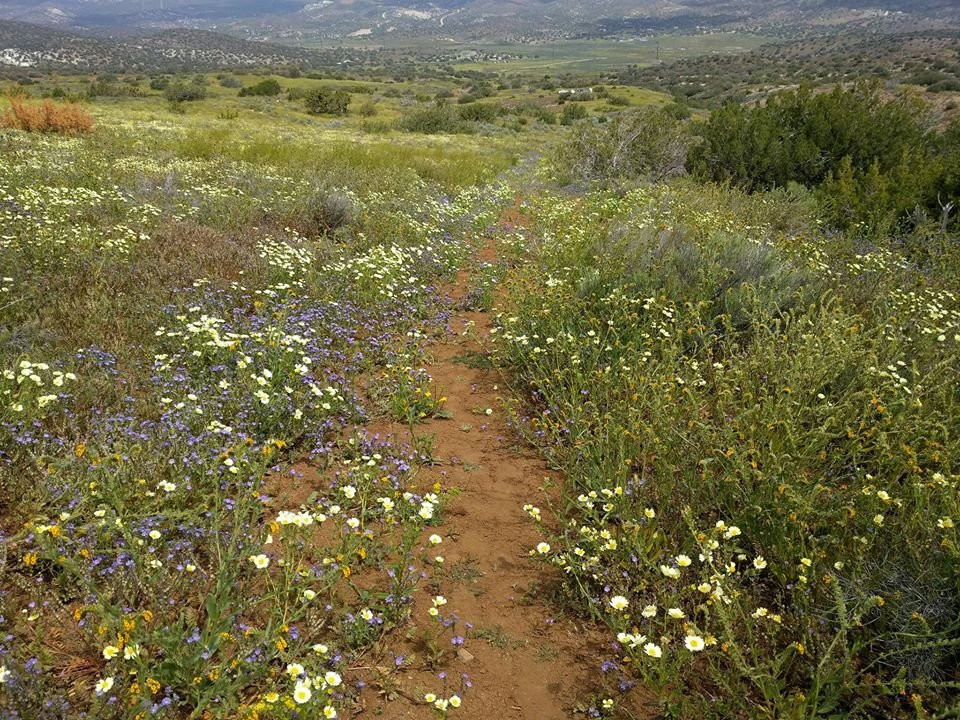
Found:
1,96 -> 93,134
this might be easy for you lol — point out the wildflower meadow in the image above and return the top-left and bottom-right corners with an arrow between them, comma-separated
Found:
0,116 -> 511,718
1,80 -> 959,720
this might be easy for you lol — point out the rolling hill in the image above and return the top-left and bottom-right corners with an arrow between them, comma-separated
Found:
0,0 -> 957,43
0,20 -> 357,70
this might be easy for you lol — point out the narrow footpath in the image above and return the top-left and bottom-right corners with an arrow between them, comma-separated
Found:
360,228 -> 606,718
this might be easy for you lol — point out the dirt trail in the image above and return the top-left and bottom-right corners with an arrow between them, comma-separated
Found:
359,229 -> 606,717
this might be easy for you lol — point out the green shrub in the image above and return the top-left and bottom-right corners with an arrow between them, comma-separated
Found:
304,87 -> 350,115
238,79 -> 282,97
286,86 -> 308,101
688,83 -> 960,234
397,103 -> 470,134
560,103 -> 588,125
218,75 -> 243,89
908,69 -> 951,86
87,81 -> 144,98
533,106 -> 556,124
688,83 -> 925,191
458,102 -> 499,123
928,78 -> 960,93
164,83 -> 207,102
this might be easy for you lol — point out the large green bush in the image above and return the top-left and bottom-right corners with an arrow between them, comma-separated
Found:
688,84 -> 925,190
687,83 -> 960,234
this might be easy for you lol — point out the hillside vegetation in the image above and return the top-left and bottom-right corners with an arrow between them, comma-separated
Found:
619,30 -> 960,106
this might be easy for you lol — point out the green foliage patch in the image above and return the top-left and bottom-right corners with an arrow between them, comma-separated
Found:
688,83 -> 960,236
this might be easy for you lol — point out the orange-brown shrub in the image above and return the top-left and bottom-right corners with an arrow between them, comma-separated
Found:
1,96 -> 93,134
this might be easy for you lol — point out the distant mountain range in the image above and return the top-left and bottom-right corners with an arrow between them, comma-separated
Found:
0,0 -> 957,44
